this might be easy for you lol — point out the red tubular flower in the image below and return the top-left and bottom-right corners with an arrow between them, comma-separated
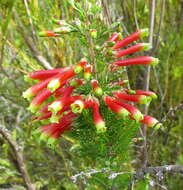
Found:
37,103 -> 51,116
54,78 -> 84,98
47,69 -> 76,92
125,89 -> 157,99
48,95 -> 82,114
112,28 -> 149,50
26,68 -> 65,81
49,105 -> 71,123
22,77 -> 55,100
110,80 -> 129,87
35,112 -> 52,121
55,86 -> 74,98
108,33 -> 122,42
38,30 -> 60,37
39,112 -> 77,143
86,98 -> 106,133
23,69 -> 72,100
28,89 -> 52,113
84,96 -> 94,109
103,96 -> 130,118
91,102 -> 106,133
140,115 -> 162,130
91,79 -> 103,96
112,99 -> 144,121
114,43 -> 151,58
106,33 -> 122,47
113,91 -> 152,104
135,90 -> 157,99
24,63 -> 85,99
40,123 -> 62,139
113,56 -> 159,67
84,65 -> 93,80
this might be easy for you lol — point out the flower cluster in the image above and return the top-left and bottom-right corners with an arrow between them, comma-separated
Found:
23,19 -> 161,144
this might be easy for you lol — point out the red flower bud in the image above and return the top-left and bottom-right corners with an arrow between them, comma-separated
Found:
74,59 -> 87,73
84,65 -> 93,80
38,30 -> 60,37
112,28 -> 149,50
90,29 -> 97,39
112,99 -> 144,121
53,26 -> 75,34
70,78 -> 84,87
103,96 -> 130,118
113,56 -> 159,67
52,19 -> 68,25
140,115 -> 162,130
90,79 -> 99,89
28,89 -> 52,113
114,43 -> 151,58
113,91 -> 152,104
91,80 -> 103,96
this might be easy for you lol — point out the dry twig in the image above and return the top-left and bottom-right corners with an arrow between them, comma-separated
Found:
0,125 -> 35,190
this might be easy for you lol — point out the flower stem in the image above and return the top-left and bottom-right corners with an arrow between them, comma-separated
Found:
85,15 -> 96,78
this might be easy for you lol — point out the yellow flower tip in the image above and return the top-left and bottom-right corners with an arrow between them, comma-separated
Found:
48,101 -> 62,114
47,79 -> 61,92
140,96 -> 152,104
140,28 -> 149,38
133,112 -> 144,122
22,89 -> 34,101
151,58 -> 160,66
71,100 -> 84,113
119,109 -> 130,118
96,121 -> 106,134
153,123 -> 162,130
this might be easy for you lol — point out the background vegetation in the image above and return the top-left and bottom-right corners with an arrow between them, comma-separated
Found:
0,0 -> 183,189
